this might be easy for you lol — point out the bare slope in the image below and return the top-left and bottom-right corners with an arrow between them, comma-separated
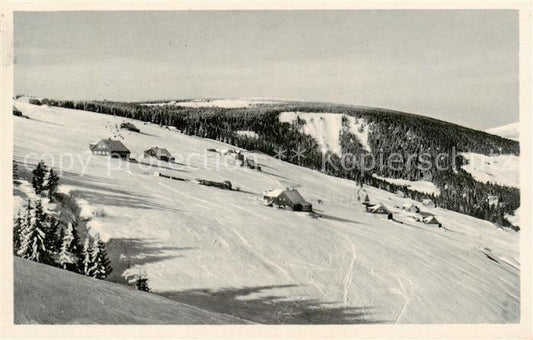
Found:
14,257 -> 249,324
13,101 -> 520,324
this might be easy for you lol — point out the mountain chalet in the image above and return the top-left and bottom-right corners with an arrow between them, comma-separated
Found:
144,146 -> 175,162
90,138 -> 131,160
264,188 -> 313,212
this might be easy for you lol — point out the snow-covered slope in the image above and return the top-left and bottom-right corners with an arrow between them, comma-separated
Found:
460,152 -> 520,188
505,207 -> 520,228
279,112 -> 371,155
13,101 -> 519,324
485,122 -> 519,141
13,257 -> 249,324
371,174 -> 440,196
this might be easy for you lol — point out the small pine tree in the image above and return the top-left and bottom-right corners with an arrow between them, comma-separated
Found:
32,161 -> 48,195
57,222 -> 82,271
46,168 -> 60,201
56,225 -> 65,254
135,273 -> 151,292
13,210 -> 24,253
364,194 -> 370,204
22,200 -> 33,239
45,215 -> 60,257
82,236 -> 95,277
70,221 -> 84,272
90,235 -> 112,280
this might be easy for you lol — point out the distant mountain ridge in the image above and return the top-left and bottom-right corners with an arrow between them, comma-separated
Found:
485,122 -> 519,141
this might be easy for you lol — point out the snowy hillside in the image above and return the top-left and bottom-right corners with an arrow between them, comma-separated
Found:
460,152 -> 520,188
485,122 -> 519,141
279,111 -> 371,154
14,257 -> 248,324
13,101 -> 520,324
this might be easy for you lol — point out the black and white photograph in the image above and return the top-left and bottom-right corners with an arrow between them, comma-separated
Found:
1,2 -> 532,338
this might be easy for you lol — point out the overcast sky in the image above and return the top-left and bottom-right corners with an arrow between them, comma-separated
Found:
14,10 -> 518,130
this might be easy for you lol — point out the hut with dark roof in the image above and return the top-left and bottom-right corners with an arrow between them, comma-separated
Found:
90,138 -> 131,160
144,146 -> 175,162
264,188 -> 312,212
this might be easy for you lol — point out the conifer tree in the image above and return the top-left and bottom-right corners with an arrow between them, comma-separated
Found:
56,226 -> 65,255
82,236 -> 95,276
46,168 -> 60,201
32,161 -> 47,195
23,200 -> 33,239
13,210 -> 23,253
57,222 -> 82,271
45,215 -> 60,257
91,235 -> 112,279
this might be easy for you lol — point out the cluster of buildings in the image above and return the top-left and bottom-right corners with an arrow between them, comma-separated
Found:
89,138 -> 175,163
360,188 -> 442,227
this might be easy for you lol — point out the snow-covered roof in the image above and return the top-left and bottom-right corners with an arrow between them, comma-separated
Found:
422,199 -> 435,207
423,216 -> 440,224
264,189 -> 284,198
368,203 -> 391,213
264,189 -> 311,206
281,189 -> 311,206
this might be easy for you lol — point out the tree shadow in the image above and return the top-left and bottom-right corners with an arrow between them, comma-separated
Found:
72,189 -> 179,212
106,237 -> 196,285
136,160 -> 188,173
136,131 -> 159,137
159,285 -> 382,324
59,172 -> 180,212
261,170 -> 291,181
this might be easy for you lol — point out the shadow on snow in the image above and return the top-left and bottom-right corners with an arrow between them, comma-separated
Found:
106,237 -> 195,285
159,284 -> 382,324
